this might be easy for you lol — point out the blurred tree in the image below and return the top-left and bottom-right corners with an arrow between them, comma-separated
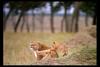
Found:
20,11 -> 25,32
26,13 -> 30,32
71,2 -> 81,32
50,2 -> 54,33
74,2 -> 80,32
85,13 -> 89,26
37,2 -> 46,32
14,2 -> 46,32
32,9 -> 35,32
40,9 -> 45,32
3,1 -> 17,32
10,9 -> 17,28
79,1 -> 96,26
50,1 -> 64,33
61,1 -> 73,32
14,1 -> 31,32
31,2 -> 46,32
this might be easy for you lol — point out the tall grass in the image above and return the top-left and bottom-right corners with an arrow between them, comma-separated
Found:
3,32 -> 96,65
3,32 -> 74,65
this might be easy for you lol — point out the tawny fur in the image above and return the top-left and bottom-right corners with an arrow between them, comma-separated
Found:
30,41 -> 50,51
29,41 -> 58,61
36,48 -> 58,60
51,41 -> 68,56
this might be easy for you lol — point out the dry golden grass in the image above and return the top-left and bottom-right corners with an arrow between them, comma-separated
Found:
3,32 -> 96,65
3,32 -> 75,65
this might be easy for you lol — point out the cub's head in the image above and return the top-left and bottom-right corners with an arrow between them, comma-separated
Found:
52,41 -> 59,48
29,41 -> 41,51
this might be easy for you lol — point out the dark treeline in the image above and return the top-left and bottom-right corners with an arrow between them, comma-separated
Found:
3,1 -> 96,33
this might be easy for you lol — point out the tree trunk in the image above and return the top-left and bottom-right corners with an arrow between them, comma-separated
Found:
50,2 -> 54,33
14,10 -> 24,32
3,8 -> 13,32
71,13 -> 75,32
20,13 -> 25,32
61,16 -> 65,32
71,2 -> 80,32
75,10 -> 79,32
32,10 -> 35,32
85,13 -> 88,26
10,9 -> 17,32
11,9 -> 17,28
73,2 -> 80,32
92,5 -> 96,25
92,13 -> 96,25
40,12 -> 44,32
11,14 -> 16,29
64,7 -> 68,32
41,17 -> 44,32
26,15 -> 30,32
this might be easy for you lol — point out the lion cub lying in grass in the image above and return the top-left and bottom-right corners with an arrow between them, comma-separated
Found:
51,41 -> 68,57
29,41 -> 68,61
29,41 -> 58,60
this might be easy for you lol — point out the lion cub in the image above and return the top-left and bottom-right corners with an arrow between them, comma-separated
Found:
30,41 -> 50,51
51,41 -> 68,57
36,48 -> 58,60
29,41 -> 58,60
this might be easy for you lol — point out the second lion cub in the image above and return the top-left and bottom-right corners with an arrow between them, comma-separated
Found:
51,41 -> 68,57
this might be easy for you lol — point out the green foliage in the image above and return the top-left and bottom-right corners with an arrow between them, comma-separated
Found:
52,2 -> 62,14
79,1 -> 96,16
60,1 -> 73,8
50,1 -> 73,14
8,1 -> 46,12
9,1 -> 17,9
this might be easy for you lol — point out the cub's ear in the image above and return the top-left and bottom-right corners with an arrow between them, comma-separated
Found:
53,41 -> 56,44
51,42 -> 55,48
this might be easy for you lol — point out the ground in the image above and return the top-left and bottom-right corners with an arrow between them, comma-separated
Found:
3,32 -> 96,65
